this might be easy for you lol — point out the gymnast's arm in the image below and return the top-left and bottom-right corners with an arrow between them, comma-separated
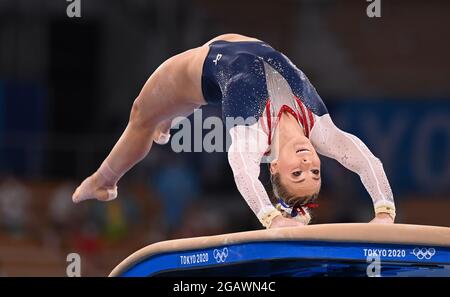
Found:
309,114 -> 396,223
227,124 -> 305,228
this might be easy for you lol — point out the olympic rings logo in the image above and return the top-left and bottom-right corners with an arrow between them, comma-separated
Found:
411,248 -> 436,260
213,247 -> 229,263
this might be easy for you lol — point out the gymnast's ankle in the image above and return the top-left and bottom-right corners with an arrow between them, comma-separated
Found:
94,169 -> 116,188
97,160 -> 121,187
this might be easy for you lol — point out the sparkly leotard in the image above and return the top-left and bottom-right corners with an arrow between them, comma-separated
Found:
201,40 -> 395,226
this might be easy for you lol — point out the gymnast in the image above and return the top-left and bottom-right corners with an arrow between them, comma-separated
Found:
72,34 -> 396,229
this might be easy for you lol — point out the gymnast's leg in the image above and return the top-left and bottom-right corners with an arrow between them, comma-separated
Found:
75,106 -> 153,202
72,50 -> 205,203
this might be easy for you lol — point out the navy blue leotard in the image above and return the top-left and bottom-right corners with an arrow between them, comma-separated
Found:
201,40 -> 328,124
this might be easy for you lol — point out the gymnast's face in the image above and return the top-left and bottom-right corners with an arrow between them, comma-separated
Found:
270,135 -> 321,198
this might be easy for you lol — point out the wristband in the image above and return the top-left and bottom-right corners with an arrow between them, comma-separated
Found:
375,205 -> 396,220
259,209 -> 282,228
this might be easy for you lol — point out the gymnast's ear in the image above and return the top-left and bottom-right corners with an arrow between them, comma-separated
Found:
269,161 -> 278,174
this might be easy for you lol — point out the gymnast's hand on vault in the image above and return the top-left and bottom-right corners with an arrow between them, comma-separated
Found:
269,216 -> 305,228
369,213 -> 394,224
72,172 -> 118,204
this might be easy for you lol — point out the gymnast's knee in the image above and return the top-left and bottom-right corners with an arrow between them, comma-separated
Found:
129,97 -> 158,133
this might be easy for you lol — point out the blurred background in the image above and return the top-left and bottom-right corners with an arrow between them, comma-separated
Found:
0,0 -> 449,276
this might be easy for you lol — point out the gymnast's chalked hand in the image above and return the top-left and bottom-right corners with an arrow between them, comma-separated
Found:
369,213 -> 394,224
72,172 -> 118,204
269,216 -> 305,228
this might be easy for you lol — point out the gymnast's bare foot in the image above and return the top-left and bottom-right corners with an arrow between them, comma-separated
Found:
269,216 -> 305,228
72,172 -> 118,203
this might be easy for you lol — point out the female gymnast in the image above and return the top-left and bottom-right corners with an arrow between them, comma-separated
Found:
72,34 -> 396,229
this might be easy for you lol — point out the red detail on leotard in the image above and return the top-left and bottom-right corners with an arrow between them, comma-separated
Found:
265,99 -> 272,145
295,97 -> 309,137
297,203 -> 319,216
277,105 -> 300,122
264,96 -> 316,146
308,109 -> 315,130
